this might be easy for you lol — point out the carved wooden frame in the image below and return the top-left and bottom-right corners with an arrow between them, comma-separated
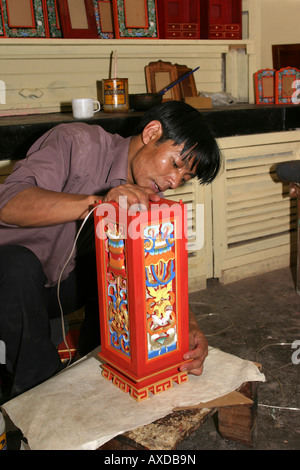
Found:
44,0 -> 61,37
145,60 -> 181,101
94,0 -> 114,38
254,68 -> 275,105
275,66 -> 300,104
112,0 -> 159,39
175,64 -> 198,98
57,0 -> 98,38
0,0 -> 49,37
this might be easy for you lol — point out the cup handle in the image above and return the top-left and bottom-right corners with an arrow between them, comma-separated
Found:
93,101 -> 101,113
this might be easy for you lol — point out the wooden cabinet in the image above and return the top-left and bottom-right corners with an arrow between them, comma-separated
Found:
157,0 -> 201,39
157,0 -> 242,40
203,0 -> 242,39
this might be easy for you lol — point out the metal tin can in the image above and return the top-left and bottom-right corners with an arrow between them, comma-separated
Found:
102,78 -> 129,113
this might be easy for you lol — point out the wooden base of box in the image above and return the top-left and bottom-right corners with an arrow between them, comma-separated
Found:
101,363 -> 189,402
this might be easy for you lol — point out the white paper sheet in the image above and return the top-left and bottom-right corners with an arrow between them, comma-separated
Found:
3,347 -> 265,450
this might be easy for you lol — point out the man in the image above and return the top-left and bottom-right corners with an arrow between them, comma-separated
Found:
0,101 -> 220,401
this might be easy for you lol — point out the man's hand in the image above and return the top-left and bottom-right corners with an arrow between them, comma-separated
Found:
102,183 -> 161,209
179,308 -> 208,376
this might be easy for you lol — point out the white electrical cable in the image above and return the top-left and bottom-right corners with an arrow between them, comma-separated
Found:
258,404 -> 300,412
56,206 -> 98,366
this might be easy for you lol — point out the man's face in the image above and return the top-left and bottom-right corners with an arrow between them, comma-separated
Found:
131,138 -> 196,193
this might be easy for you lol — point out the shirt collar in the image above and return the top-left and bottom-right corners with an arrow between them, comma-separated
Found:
104,135 -> 132,186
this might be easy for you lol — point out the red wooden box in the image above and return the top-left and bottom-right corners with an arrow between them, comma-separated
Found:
202,0 -> 242,39
157,0 -> 201,39
94,199 -> 191,401
156,0 -> 242,40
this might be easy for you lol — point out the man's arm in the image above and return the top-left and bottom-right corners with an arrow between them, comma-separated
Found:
0,183 -> 161,227
0,187 -> 100,227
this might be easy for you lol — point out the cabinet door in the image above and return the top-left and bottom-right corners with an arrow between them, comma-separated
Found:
160,0 -> 199,23
165,0 -> 182,22
209,0 -> 229,24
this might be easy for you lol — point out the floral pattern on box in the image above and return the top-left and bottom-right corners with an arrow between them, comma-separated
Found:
275,67 -> 300,104
46,0 -> 61,38
0,5 -> 4,36
0,0 -> 61,38
113,0 -> 158,38
94,0 -> 114,38
254,69 -> 275,105
1,0 -> 46,37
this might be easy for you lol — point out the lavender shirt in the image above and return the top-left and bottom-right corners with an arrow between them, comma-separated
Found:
0,122 -> 131,286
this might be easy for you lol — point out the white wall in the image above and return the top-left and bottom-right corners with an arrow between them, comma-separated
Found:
260,0 -> 300,68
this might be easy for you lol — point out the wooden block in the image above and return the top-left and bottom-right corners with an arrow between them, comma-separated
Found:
216,382 -> 258,447
184,96 -> 212,109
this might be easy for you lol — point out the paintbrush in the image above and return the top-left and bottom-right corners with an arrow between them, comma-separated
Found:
158,67 -> 200,95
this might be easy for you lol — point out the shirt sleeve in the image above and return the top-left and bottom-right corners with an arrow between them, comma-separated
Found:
0,124 -> 77,210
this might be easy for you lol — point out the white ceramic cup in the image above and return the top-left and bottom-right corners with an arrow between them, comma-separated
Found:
72,98 -> 101,119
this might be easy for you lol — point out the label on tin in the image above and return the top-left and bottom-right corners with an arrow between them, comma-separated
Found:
103,79 -> 126,105
0,430 -> 7,450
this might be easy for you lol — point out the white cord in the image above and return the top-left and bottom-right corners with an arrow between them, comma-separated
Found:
56,206 -> 98,366
189,303 -> 300,414
258,404 -> 300,412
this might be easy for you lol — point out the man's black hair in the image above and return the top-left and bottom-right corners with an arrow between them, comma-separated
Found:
133,100 -> 221,185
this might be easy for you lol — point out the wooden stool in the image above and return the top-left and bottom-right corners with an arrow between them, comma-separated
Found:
98,381 -> 258,450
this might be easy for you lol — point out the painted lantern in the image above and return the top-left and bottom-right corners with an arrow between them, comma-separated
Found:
94,199 -> 190,401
